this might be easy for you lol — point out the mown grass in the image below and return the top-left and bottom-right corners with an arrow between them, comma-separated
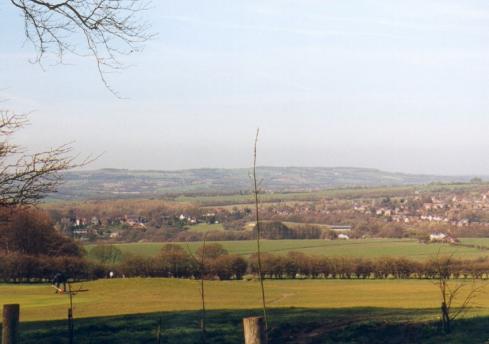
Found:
87,239 -> 487,260
2,278 -> 489,322
3,278 -> 489,343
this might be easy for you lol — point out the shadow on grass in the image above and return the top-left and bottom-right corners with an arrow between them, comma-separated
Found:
6,307 -> 489,343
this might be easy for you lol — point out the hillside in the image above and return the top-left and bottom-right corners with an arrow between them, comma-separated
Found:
51,167 -> 479,200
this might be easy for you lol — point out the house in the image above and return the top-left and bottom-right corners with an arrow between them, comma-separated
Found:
124,215 -> 146,229
429,233 -> 446,241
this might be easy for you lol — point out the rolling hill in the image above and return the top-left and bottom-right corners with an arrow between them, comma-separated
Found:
51,167 -> 480,200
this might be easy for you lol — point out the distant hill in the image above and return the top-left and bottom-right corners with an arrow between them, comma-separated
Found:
51,167 -> 480,200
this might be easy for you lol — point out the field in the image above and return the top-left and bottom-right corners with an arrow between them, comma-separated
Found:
0,278 -> 456,322
186,223 -> 225,233
3,278 -> 489,343
173,183 -> 482,206
86,239 -> 488,260
460,238 -> 489,247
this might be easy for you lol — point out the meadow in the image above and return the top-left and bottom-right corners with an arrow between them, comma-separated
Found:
3,278 -> 489,343
186,223 -> 225,233
87,238 -> 488,260
460,238 -> 489,248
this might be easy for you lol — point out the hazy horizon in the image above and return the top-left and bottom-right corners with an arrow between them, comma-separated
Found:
70,165 -> 489,178
2,0 -> 489,175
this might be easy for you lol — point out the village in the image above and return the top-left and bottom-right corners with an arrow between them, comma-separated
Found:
49,186 -> 489,242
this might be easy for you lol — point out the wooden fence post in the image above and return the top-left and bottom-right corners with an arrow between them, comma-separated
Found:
67,308 -> 74,344
2,304 -> 19,344
243,316 -> 267,344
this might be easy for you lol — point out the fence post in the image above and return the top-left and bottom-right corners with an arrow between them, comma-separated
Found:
2,304 -> 19,344
67,308 -> 74,344
243,316 -> 267,344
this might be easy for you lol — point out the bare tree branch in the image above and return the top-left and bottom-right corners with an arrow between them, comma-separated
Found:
9,0 -> 153,96
0,110 -> 91,207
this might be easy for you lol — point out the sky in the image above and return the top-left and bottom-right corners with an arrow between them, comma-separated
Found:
1,0 -> 489,175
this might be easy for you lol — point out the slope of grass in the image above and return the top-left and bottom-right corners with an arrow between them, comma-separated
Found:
2,278 -> 489,323
3,278 -> 489,343
86,239 -> 486,260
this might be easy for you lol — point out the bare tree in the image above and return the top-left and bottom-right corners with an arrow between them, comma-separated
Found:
8,0 -> 152,94
0,111 -> 89,208
252,128 -> 269,335
434,254 -> 484,333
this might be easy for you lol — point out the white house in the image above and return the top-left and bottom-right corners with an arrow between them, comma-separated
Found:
429,233 -> 446,241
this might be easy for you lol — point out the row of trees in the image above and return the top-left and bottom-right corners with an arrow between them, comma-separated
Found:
88,244 -> 489,281
0,253 -> 105,282
247,253 -> 489,280
119,244 -> 248,280
5,244 -> 489,282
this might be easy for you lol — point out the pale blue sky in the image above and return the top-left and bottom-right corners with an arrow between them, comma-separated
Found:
1,0 -> 489,174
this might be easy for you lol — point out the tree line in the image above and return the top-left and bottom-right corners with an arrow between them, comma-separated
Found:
114,247 -> 489,280
4,241 -> 489,282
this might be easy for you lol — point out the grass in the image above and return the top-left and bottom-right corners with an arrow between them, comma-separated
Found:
186,223 -> 224,233
87,239 -> 487,260
4,278 -> 489,343
243,221 -> 335,231
2,278 -> 489,322
173,187 -> 413,206
14,308 -> 489,344
460,238 -> 489,247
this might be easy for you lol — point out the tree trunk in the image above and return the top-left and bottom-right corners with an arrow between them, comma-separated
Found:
441,302 -> 450,333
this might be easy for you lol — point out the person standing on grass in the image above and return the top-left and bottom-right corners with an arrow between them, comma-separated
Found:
52,272 -> 67,293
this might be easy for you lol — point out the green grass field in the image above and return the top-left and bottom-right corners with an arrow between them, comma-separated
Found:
4,278 -> 489,343
2,278 -> 489,322
460,238 -> 489,247
87,239 -> 488,260
186,223 -> 225,233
